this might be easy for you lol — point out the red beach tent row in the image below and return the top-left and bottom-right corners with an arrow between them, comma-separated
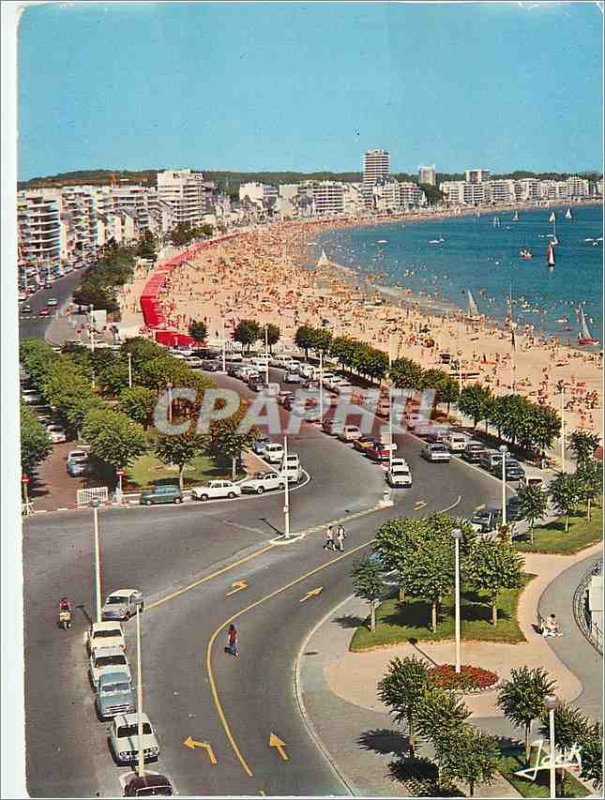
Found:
139,235 -> 236,347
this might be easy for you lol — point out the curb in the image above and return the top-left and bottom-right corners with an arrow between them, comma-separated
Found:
294,593 -> 361,797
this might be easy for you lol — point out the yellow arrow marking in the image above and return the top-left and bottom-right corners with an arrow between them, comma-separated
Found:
183,736 -> 217,764
414,500 -> 427,510
269,732 -> 289,761
226,580 -> 248,597
475,503 -> 486,511
299,586 -> 323,603
259,791 -> 266,796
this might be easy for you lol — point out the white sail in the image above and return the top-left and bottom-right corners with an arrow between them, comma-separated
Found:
565,208 -> 573,220
467,290 -> 480,317
578,306 -> 593,340
549,211 -> 556,223
316,249 -> 330,268
513,210 -> 519,221
547,243 -> 555,267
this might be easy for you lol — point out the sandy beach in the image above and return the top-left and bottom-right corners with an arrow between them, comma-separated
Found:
119,212 -> 602,444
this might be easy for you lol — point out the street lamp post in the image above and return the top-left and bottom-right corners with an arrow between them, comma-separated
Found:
92,499 -> 102,623
451,528 -> 463,673
500,445 -> 508,528
283,435 -> 290,539
167,381 -> 173,424
136,605 -> 145,778
560,386 -> 566,473
127,352 -> 133,389
221,319 -> 226,373
544,694 -> 559,799
387,341 -> 394,471
264,324 -> 270,384
319,350 -> 324,424
89,304 -> 95,353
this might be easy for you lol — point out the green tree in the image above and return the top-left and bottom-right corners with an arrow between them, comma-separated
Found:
233,319 -> 261,353
517,484 -> 549,543
439,726 -> 498,797
458,384 -> 493,429
313,328 -> 333,355
377,656 -> 430,757
416,688 -> 471,786
101,362 -> 131,395
466,539 -> 523,625
294,325 -> 316,359
188,319 -> 208,344
20,403 -> 52,475
155,432 -> 209,489
575,460 -> 602,522
548,472 -> 582,531
497,666 -> 556,763
265,323 -> 281,354
118,387 -> 157,428
390,356 -> 423,389
579,722 -> 602,791
350,557 -> 384,632
170,222 -> 195,247
540,704 -> 593,795
82,408 -> 147,470
569,430 -> 600,469
209,414 -> 256,479
136,227 -> 157,260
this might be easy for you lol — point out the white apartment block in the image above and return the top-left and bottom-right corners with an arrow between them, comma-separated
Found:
157,169 -> 215,227
465,169 -> 490,184
373,180 -> 401,213
238,181 -> 278,209
308,181 -> 345,216
596,179 -> 604,196
418,165 -> 436,186
400,182 -> 425,208
486,179 -> 516,205
18,189 -> 66,283
565,176 -> 590,198
342,183 -> 365,215
364,150 -> 390,183
514,178 -> 541,202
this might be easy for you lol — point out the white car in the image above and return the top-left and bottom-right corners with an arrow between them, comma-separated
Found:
338,425 -> 362,442
445,433 -> 469,453
67,449 -> 89,464
263,443 -> 285,464
89,646 -> 131,688
284,371 -> 301,384
333,380 -> 354,394
45,424 -> 67,443
21,390 -> 41,405
87,621 -> 126,654
183,355 -> 204,368
421,443 -> 452,463
110,712 -> 160,765
281,454 -> 303,483
387,464 -> 413,488
190,480 -> 242,501
298,363 -> 315,379
390,457 -> 409,470
46,297 -> 58,307
240,472 -> 286,494
102,589 -> 144,621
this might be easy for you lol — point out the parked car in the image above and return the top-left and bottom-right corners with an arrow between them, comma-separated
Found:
139,484 -> 183,506
376,398 -> 391,418
281,454 -> 303,483
191,480 -> 242,501
201,359 -> 222,371
110,712 -> 160,765
462,441 -> 487,463
299,364 -> 315,380
263,443 -> 285,464
247,375 -> 268,392
45,424 -> 67,443
46,297 -> 58,307
89,646 -> 131,689
387,464 -> 413,487
338,424 -> 362,442
95,671 -> 136,720
67,460 -> 89,477
479,450 -> 503,472
123,773 -> 175,797
366,441 -> 397,462
322,418 -> 345,436
21,304 -> 32,315
421,443 -> 452,463
284,370 -> 301,384
389,457 -> 409,470
182,355 -> 204,368
333,380 -> 354,394
522,475 -> 546,490
21,389 -> 41,405
253,436 -> 271,455
87,621 -> 126,655
502,461 -> 526,481
102,589 -> 144,621
240,472 -> 286,494
353,436 -> 380,454
471,507 -> 502,533
445,433 -> 469,453
38,307 -> 51,317
506,496 -> 523,522
226,363 -> 241,377
67,449 -> 89,465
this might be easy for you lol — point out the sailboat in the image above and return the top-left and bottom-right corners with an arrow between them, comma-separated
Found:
466,290 -> 482,322
493,216 -> 501,228
548,211 -> 559,246
316,249 -> 331,269
577,305 -> 599,346
546,242 -> 556,269
565,208 -> 573,220
513,210 -> 519,222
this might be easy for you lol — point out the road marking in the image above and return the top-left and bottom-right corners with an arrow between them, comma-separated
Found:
147,543 -> 275,611
414,500 -> 427,510
269,732 -> 289,761
226,580 -> 248,597
259,790 -> 266,796
183,736 -> 217,764
475,502 -> 486,511
299,587 -> 323,603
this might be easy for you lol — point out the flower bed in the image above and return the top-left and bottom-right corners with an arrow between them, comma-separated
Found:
429,663 -> 499,692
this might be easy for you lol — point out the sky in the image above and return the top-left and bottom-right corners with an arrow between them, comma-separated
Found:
16,1 -> 604,179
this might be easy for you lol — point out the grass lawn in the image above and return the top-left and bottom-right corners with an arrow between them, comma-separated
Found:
497,747 -> 589,798
350,575 -> 533,652
515,506 -> 602,555
126,453 -> 225,489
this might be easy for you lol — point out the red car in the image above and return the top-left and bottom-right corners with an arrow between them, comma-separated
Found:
366,442 -> 397,462
38,306 -> 50,317
123,773 -> 174,797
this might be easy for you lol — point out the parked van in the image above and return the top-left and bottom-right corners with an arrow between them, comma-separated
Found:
446,433 -> 469,453
522,475 -> 546,490
479,450 -> 502,471
281,454 -> 303,484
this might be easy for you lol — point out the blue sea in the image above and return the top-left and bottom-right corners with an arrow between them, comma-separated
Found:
314,204 -> 603,343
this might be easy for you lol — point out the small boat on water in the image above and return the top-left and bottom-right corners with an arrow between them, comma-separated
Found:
377,239 -> 388,244
565,208 -> 573,220
513,210 -> 519,222
493,216 -> 501,228
519,248 -> 533,260
466,290 -> 483,322
557,316 -> 569,323
429,237 -> 445,244
577,305 -> 599,346
546,242 -> 556,269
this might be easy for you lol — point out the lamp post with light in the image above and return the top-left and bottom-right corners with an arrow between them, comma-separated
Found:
451,527 -> 463,673
499,444 -> 508,528
544,694 -> 559,799
91,498 -> 102,623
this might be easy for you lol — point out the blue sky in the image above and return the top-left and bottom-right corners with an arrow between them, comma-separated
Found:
17,2 -> 603,179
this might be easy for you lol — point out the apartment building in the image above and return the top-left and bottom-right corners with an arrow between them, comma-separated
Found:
18,189 -> 65,285
363,149 -> 391,208
238,181 -> 278,210
465,169 -> 490,184
400,181 -> 425,208
418,165 -> 436,186
486,179 -> 516,205
157,169 -> 215,226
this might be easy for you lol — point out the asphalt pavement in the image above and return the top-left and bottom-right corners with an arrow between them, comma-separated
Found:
19,270 -> 86,342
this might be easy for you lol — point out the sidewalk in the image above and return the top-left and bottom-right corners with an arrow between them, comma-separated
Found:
297,542 -> 603,797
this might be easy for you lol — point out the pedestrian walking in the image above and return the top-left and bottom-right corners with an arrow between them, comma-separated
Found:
336,525 -> 346,552
323,525 -> 335,551
227,624 -> 238,656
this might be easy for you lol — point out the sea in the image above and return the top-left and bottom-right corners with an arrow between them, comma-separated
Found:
313,204 -> 603,343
